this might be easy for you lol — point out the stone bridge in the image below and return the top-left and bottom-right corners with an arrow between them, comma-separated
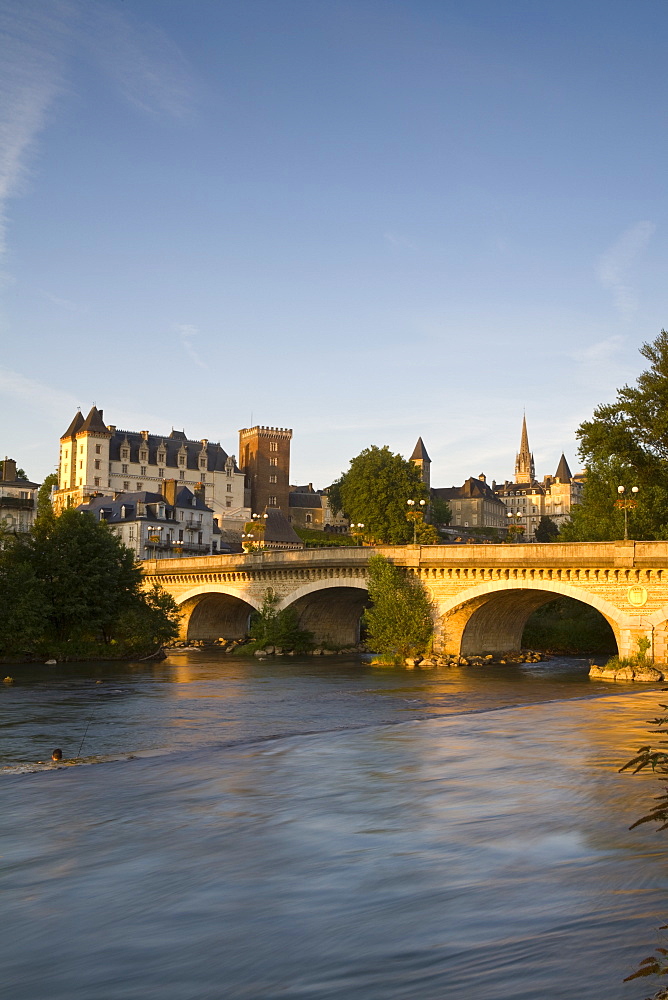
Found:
142,541 -> 668,660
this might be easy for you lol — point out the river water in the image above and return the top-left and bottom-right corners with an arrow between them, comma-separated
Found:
2,652 -> 668,999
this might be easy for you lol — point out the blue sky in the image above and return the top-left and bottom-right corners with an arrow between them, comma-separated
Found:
1,0 -> 666,488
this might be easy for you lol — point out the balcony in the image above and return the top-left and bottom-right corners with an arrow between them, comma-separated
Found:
0,496 -> 34,510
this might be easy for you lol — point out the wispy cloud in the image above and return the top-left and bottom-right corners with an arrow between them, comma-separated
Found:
383,231 -> 415,250
0,2 -> 71,261
81,4 -> 195,119
177,324 -> 206,369
596,221 -> 655,319
0,365 -> 78,414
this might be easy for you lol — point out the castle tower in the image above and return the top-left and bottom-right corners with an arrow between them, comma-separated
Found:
56,406 -> 111,511
514,415 -> 535,484
554,453 -> 572,483
238,425 -> 292,514
410,437 -> 431,487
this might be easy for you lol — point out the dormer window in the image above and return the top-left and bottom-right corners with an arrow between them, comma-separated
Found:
179,456 -> 185,466
122,448 -> 129,460
199,458 -> 206,469
140,451 -> 148,463
158,452 -> 165,465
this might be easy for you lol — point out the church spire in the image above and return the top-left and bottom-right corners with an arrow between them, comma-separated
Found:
514,414 -> 535,484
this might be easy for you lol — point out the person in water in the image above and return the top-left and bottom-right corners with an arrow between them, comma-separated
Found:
51,749 -> 62,761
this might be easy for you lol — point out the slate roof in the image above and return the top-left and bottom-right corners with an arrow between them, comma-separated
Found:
60,408 -> 241,474
110,430 -> 238,473
289,492 -> 323,509
433,477 -> 505,504
61,409 -> 85,439
263,508 -> 303,546
410,437 -> 431,463
76,487 -> 212,524
554,453 -> 572,483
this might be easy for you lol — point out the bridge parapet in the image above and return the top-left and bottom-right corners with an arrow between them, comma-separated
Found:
142,542 -> 668,659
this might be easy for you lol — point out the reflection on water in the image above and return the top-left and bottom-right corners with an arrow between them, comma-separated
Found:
0,652 -> 663,767
2,654 -> 667,998
2,692 -> 666,999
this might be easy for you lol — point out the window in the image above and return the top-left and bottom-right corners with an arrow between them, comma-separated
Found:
158,453 -> 165,465
140,451 -> 147,463
306,513 -> 312,524
178,529 -> 183,541
179,456 -> 185,466
122,449 -> 129,460
226,467 -> 232,477
94,460 -> 100,470
122,464 -> 128,474
226,483 -> 232,493
269,474 -> 277,484
79,460 -> 83,469
95,445 -> 101,454
179,511 -> 184,521
140,466 -> 146,476
226,500 -> 232,508
158,468 -> 164,478
268,496 -> 277,506
128,525 -> 135,541
94,477 -> 100,486
199,458 -> 206,469
123,481 -> 129,490
198,532 -> 203,544
136,483 -> 143,491
269,442 -> 278,452
201,474 -> 206,483
179,471 -> 185,480
269,457 -> 277,467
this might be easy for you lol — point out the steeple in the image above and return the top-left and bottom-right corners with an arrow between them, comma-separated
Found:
410,437 -> 431,487
514,415 -> 535,484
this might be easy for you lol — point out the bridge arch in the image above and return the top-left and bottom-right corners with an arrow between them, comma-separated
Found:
433,580 -> 625,656
175,586 -> 261,642
280,578 -> 370,646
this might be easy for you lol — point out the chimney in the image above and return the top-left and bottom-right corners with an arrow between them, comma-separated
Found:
1,457 -> 17,482
162,479 -> 178,506
479,473 -> 486,482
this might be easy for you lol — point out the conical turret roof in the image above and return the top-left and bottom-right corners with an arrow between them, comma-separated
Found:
79,405 -> 110,435
410,437 -> 431,463
61,409 -> 84,439
554,453 -> 572,483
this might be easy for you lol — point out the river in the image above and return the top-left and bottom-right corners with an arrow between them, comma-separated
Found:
2,652 -> 668,999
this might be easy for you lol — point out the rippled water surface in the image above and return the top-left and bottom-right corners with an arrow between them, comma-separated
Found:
2,653 -> 668,998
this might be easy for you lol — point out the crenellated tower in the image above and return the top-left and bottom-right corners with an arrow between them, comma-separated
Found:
238,425 -> 292,514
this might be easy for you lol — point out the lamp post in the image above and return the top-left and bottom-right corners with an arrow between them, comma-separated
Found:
616,485 -> 639,540
506,509 -> 523,541
350,522 -> 365,546
406,498 -> 427,544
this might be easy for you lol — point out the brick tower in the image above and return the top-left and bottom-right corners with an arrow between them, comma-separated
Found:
238,425 -> 292,513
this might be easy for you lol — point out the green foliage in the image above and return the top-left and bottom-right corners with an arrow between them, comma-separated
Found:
16,468 -> 27,480
521,597 -> 616,654
329,445 -> 429,544
564,331 -> 668,540
363,554 -> 434,660
35,472 -> 58,533
248,589 -> 314,652
0,508 -> 180,659
534,515 -> 559,542
430,497 -> 452,526
293,527 -> 354,547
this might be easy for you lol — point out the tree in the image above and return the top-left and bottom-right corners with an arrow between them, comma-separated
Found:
28,507 -> 142,642
430,496 -> 452,526
363,554 -> 434,659
248,589 -> 313,651
0,538 -> 49,653
114,584 -> 182,653
34,472 -> 58,534
329,446 -> 429,544
563,331 -> 668,541
534,515 -> 559,542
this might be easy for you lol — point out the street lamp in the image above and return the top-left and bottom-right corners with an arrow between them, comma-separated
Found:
616,485 -> 639,540
406,498 -> 427,544
506,509 -> 523,541
350,522 -> 365,546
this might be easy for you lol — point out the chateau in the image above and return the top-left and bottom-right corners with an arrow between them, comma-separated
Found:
55,406 -> 248,524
